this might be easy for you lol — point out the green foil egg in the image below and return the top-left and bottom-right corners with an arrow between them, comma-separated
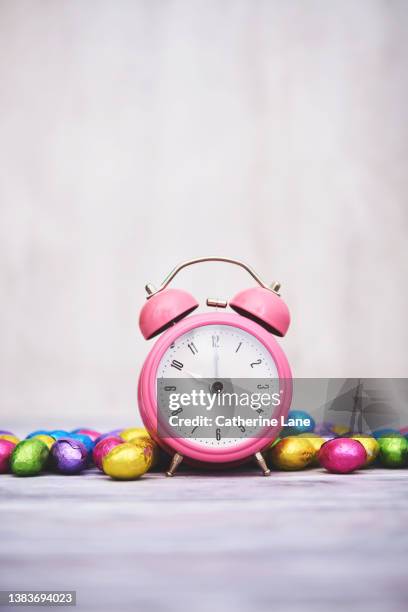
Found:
11,439 -> 49,476
378,434 -> 408,468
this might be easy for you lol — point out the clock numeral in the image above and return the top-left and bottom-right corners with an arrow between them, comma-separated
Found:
171,359 -> 184,371
170,342 -> 175,349
216,428 -> 221,441
235,342 -> 242,353
212,335 -> 220,348
256,408 -> 264,415
250,359 -> 262,368
171,407 -> 183,415
257,384 -> 269,389
164,385 -> 176,392
188,342 -> 198,355
239,425 -> 246,433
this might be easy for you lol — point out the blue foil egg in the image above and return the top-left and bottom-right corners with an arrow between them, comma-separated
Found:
49,430 -> 71,439
26,429 -> 50,439
372,428 -> 400,439
282,410 -> 316,437
68,433 -> 94,454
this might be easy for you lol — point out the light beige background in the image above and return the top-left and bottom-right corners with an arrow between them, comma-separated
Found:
0,0 -> 407,428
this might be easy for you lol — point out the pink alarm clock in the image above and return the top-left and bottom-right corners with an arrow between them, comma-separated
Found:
138,256 -> 292,477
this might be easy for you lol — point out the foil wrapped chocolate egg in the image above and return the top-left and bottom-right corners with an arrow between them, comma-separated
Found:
119,428 -> 158,466
0,439 -> 16,473
93,436 -> 123,470
51,438 -> 88,474
372,428 -> 400,440
0,430 -> 14,435
129,437 -> 157,467
33,434 -> 56,450
318,438 -> 366,474
102,441 -> 153,480
351,435 -> 379,467
314,422 -> 335,437
331,425 -> 350,436
10,439 -> 49,476
298,433 -> 325,463
49,430 -> 70,439
119,427 -> 152,443
0,434 -> 20,445
68,433 -> 94,454
26,429 -> 50,439
94,429 -> 125,445
282,410 -> 315,437
270,436 -> 315,470
71,428 -> 100,442
377,434 -> 408,468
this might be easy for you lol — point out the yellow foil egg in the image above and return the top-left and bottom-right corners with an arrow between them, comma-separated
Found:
0,434 -> 20,445
270,436 -> 315,470
130,437 -> 158,467
351,435 -> 379,467
119,428 -> 158,466
102,442 -> 153,480
33,434 -> 56,450
332,425 -> 349,436
298,433 -> 325,464
119,427 -> 152,443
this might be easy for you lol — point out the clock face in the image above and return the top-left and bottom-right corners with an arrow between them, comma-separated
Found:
156,324 -> 280,448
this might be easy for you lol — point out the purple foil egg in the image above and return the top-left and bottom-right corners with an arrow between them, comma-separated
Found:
51,438 -> 88,474
314,422 -> 335,437
93,436 -> 123,470
0,430 -> 14,435
318,438 -> 367,474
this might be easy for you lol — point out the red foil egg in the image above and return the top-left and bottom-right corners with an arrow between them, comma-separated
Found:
318,438 -> 367,474
92,436 -> 123,470
0,439 -> 16,473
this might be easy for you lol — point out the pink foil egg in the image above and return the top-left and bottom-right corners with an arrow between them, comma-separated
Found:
318,438 -> 367,474
92,436 -> 123,470
0,439 -> 16,473
72,428 -> 101,442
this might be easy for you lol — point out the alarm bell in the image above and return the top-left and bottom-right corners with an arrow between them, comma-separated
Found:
139,288 -> 198,339
230,287 -> 290,337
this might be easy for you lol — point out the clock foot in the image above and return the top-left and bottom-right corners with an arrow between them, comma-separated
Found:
166,453 -> 184,477
254,452 -> 271,476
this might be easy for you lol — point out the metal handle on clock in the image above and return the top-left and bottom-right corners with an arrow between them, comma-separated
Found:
145,256 -> 281,298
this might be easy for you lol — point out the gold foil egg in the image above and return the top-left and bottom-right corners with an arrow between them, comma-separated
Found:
351,435 -> 380,467
298,433 -> 326,461
119,427 -> 158,466
119,427 -> 152,443
270,436 -> 315,470
0,434 -> 20,445
33,434 -> 56,450
102,441 -> 153,480
332,425 -> 349,436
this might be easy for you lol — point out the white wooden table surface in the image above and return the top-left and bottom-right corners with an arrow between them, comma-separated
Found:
1,466 -> 407,612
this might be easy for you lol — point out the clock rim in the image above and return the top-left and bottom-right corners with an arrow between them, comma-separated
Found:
137,312 -> 292,464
